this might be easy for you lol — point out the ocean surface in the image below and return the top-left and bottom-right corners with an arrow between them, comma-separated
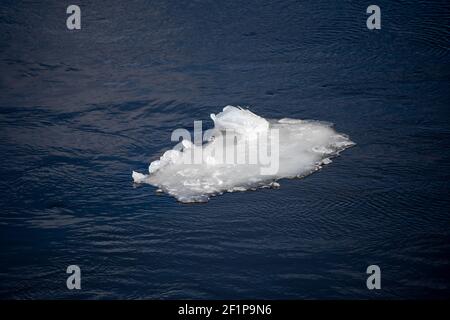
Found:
0,0 -> 449,299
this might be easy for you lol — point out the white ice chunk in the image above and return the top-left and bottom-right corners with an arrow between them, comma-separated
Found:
132,106 -> 355,202
132,171 -> 148,183
211,106 -> 269,135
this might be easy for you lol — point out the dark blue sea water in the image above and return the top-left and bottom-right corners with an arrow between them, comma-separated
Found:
1,0 -> 449,299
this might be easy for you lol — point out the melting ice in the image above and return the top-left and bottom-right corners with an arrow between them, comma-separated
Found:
132,106 -> 355,203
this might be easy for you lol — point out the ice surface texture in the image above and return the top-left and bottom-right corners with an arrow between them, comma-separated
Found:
133,106 -> 355,203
